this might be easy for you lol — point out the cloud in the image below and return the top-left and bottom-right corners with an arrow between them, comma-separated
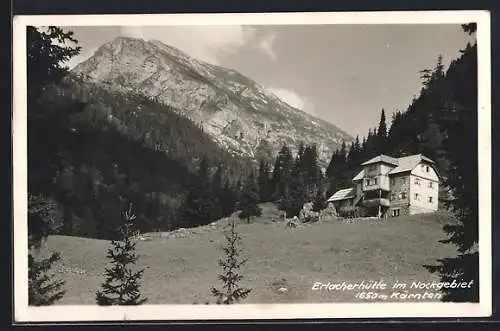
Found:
257,32 -> 277,60
119,26 -> 257,65
267,87 -> 316,116
121,26 -> 145,39
63,25 -> 278,69
119,26 -> 279,64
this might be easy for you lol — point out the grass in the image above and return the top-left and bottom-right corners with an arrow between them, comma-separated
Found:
35,203 -> 459,305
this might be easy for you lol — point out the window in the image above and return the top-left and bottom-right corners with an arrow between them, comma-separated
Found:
428,197 -> 433,203
392,209 -> 400,217
428,181 -> 433,188
401,192 -> 407,199
401,178 -> 406,185
391,193 -> 396,201
414,193 -> 420,200
414,178 -> 421,185
373,178 -> 377,185
391,178 -> 395,185
426,166 -> 430,172
369,165 -> 377,172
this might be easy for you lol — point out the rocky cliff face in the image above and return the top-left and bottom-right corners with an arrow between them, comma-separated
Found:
72,36 -> 352,165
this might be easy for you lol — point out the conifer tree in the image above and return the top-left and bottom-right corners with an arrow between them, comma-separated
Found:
27,26 -> 80,305
419,114 -> 443,163
257,159 -> 272,202
277,185 -> 294,218
234,177 -> 243,205
301,144 -> 321,200
27,26 -> 81,110
378,109 -> 388,137
210,219 -> 252,304
311,187 -> 327,212
425,25 -> 479,302
419,54 -> 445,92
377,109 -> 388,154
387,111 -> 403,154
336,141 -> 349,188
211,163 -> 224,220
271,145 -> 293,200
238,172 -> 262,223
327,136 -> 363,197
325,146 -> 347,197
178,156 -> 216,227
220,178 -> 237,217
28,252 -> 66,306
284,159 -> 307,218
28,194 -> 66,306
346,136 -> 362,182
461,23 -> 477,34
354,135 -> 362,162
96,204 -> 147,305
296,141 -> 306,162
363,128 -> 378,160
359,135 -> 368,161
325,149 -> 339,180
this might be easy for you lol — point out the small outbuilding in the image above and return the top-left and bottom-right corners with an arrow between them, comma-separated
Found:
327,187 -> 358,217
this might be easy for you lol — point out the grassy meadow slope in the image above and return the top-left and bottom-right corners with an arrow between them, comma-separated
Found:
35,204 -> 458,305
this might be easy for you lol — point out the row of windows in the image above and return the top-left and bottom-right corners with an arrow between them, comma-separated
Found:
389,177 -> 435,188
414,193 -> 433,203
390,192 -> 406,200
369,164 -> 430,173
392,177 -> 406,185
365,177 -> 436,188
390,192 -> 434,203
366,165 -> 437,177
413,177 -> 434,188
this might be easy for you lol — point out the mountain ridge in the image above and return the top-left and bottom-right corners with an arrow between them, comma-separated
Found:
72,36 -> 352,165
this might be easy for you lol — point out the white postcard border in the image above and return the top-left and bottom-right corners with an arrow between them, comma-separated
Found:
12,10 -> 492,322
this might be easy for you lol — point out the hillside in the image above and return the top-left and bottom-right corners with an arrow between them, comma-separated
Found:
29,78 -> 251,239
36,207 -> 459,304
72,36 -> 352,165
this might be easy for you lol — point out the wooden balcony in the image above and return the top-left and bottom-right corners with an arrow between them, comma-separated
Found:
362,198 -> 390,207
339,205 -> 357,213
362,175 -> 391,192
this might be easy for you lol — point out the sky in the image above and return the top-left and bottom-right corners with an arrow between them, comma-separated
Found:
62,24 -> 474,137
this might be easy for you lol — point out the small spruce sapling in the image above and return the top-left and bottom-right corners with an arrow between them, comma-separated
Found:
210,219 -> 252,304
95,204 -> 147,305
